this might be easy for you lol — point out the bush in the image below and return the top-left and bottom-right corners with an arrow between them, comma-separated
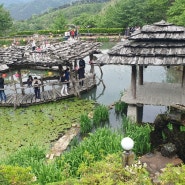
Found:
0,165 -> 35,185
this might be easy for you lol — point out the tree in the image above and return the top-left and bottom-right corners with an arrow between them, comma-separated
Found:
167,0 -> 185,26
0,5 -> 13,36
52,12 -> 66,30
73,13 -> 97,28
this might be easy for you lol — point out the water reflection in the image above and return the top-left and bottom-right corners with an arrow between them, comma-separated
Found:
82,51 -> 181,123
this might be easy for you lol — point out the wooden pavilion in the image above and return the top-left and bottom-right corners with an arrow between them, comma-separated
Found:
0,39 -> 102,108
98,20 -> 185,121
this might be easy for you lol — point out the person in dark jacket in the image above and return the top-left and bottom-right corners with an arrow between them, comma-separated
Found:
0,73 -> 6,103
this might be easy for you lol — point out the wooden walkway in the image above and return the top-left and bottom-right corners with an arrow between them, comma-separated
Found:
122,82 -> 185,106
0,74 -> 96,107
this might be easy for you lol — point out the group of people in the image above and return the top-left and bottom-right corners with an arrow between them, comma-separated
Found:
60,58 -> 86,96
27,75 -> 41,99
0,58 -> 87,103
64,29 -> 78,40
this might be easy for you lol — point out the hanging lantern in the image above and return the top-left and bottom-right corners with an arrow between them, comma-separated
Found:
48,71 -> 53,76
2,73 -> 7,78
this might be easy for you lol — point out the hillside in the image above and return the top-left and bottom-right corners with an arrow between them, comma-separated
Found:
6,0 -> 78,20
13,1 -> 110,31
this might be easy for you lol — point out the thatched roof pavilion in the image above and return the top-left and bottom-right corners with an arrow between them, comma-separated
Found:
0,39 -> 102,108
0,39 -> 101,70
99,20 -> 185,66
98,20 -> 185,120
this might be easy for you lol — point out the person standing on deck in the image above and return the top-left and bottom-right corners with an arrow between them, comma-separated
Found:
60,72 -> 69,96
27,75 -> 33,87
32,77 -> 41,99
0,73 -> 6,103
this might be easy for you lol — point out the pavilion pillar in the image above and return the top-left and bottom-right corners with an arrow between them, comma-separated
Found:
89,53 -> 94,73
138,65 -> 143,85
18,69 -> 25,95
131,65 -> 137,99
58,64 -> 63,75
181,66 -> 185,88
10,70 -> 18,109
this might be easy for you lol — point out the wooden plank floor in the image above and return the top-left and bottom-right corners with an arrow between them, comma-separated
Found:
121,82 -> 185,106
0,84 -> 96,107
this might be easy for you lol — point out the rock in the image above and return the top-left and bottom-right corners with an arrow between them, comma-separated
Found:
161,143 -> 177,157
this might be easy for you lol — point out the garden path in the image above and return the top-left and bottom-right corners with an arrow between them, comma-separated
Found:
46,124 -> 80,160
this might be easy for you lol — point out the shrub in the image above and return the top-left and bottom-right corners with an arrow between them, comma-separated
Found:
159,164 -> 185,184
0,165 -> 35,185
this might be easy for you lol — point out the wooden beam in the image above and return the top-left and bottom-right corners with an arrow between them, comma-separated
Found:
131,65 -> 137,99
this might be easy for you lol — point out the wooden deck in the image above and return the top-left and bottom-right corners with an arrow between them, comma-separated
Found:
0,74 -> 96,107
122,82 -> 185,106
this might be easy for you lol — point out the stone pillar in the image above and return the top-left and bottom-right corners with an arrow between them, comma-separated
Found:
138,65 -> 143,85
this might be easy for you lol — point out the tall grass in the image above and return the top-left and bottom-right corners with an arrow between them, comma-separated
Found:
93,105 -> 109,127
80,113 -> 92,134
122,116 -> 152,156
56,127 -> 122,178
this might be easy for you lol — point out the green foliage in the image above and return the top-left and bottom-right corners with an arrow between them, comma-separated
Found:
96,37 -> 110,42
93,105 -> 109,127
0,5 -> 13,36
159,164 -> 185,184
167,122 -> 173,131
167,0 -> 185,26
52,13 -> 66,30
0,165 -> 34,185
80,113 -> 92,134
4,145 -> 46,167
47,153 -> 152,185
0,40 -> 12,47
115,101 -> 128,115
180,125 -> 185,131
56,128 -> 122,178
122,116 -> 152,155
0,98 -> 94,160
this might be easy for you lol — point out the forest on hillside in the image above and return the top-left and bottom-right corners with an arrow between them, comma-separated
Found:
0,0 -> 185,35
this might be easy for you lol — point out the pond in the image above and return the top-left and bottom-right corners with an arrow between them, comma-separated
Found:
82,42 -> 182,124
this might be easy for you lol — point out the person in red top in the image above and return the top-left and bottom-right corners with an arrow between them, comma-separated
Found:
70,29 -> 75,39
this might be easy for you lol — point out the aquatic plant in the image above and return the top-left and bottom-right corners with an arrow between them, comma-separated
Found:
93,105 -> 109,127
80,113 -> 92,134
115,100 -> 128,115
0,98 -> 95,160
122,116 -> 152,155
56,128 -> 122,178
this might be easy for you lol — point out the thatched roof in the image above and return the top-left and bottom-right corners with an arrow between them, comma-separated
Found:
0,39 -> 101,70
98,20 -> 185,66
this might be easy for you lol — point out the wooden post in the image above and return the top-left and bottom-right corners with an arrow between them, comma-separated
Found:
41,76 -> 44,92
181,66 -> 185,88
89,53 -> 94,73
131,65 -> 137,99
18,69 -> 25,95
52,84 -> 56,100
138,65 -> 143,85
10,71 -> 18,109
